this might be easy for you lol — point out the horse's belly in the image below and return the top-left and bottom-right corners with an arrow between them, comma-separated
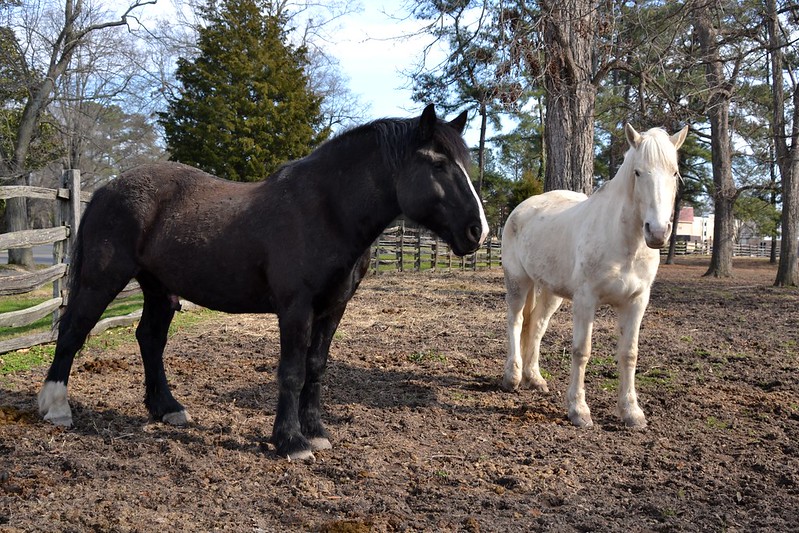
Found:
150,264 -> 276,314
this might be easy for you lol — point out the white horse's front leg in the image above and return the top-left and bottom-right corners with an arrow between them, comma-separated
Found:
615,296 -> 649,428
567,297 -> 595,427
502,276 -> 531,391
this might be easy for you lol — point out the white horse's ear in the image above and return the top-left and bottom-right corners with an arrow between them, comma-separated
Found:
670,125 -> 689,149
625,123 -> 642,148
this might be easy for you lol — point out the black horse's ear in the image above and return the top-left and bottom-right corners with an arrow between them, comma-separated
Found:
419,104 -> 437,141
448,110 -> 468,134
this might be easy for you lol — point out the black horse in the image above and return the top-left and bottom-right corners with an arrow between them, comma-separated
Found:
38,104 -> 488,460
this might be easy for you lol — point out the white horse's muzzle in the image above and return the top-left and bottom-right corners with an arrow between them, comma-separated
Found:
644,221 -> 671,249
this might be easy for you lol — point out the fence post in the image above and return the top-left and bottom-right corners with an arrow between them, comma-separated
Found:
415,229 -> 422,272
398,221 -> 405,272
52,169 -> 81,326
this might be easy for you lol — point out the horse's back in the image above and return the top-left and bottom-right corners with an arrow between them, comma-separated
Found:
503,190 -> 586,246
502,190 -> 589,298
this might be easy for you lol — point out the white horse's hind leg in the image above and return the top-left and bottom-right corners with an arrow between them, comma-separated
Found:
502,274 -> 532,391
615,297 -> 649,428
521,288 -> 562,392
567,296 -> 595,427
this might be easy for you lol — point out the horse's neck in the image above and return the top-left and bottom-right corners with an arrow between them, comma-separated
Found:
591,162 -> 648,253
310,149 -> 401,247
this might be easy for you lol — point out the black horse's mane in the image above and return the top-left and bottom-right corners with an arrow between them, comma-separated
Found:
308,116 -> 471,172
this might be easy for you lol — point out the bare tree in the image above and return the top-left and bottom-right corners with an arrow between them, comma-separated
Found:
2,0 -> 154,268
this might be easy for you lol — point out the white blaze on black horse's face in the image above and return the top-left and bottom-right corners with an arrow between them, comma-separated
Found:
397,105 -> 489,256
625,123 -> 689,249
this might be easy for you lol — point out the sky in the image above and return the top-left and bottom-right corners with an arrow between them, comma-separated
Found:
137,0 -> 481,141
302,2 -> 484,144
320,2 -> 437,119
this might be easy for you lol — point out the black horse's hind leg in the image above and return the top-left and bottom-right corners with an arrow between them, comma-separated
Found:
135,274 -> 187,424
39,280 -> 133,426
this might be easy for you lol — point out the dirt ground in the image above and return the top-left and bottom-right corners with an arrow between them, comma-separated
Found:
1,257 -> 798,532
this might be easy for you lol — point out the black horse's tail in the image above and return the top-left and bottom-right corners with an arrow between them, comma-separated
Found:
57,200 -> 91,329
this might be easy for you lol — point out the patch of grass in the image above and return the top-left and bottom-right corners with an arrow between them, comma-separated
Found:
693,347 -> 712,358
705,416 -> 731,430
637,368 -> 674,389
601,377 -> 619,392
0,294 -> 145,342
0,344 -> 53,375
0,306 -> 220,376
407,349 -> 447,364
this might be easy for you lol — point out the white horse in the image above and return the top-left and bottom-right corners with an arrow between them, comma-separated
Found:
501,123 -> 689,428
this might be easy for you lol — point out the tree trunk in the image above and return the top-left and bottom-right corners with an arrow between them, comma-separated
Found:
695,4 -> 735,278
665,191 -> 682,265
541,0 -> 596,194
775,139 -> 799,286
767,0 -> 798,286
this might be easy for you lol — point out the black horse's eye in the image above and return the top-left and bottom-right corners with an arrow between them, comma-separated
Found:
434,161 -> 447,172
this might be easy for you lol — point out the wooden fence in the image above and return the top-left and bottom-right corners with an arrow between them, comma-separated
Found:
370,222 -> 502,273
0,170 -> 144,354
661,240 -> 780,258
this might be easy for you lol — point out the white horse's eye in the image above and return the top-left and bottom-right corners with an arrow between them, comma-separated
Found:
634,170 -> 641,177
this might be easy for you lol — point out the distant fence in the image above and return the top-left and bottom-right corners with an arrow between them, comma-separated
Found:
662,240 -> 779,258
0,170 -> 144,354
370,222 -> 501,273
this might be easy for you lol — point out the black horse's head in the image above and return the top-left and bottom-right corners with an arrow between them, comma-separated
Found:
396,104 -> 488,256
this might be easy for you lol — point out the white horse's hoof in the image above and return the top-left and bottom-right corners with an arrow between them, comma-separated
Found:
162,410 -> 192,425
622,414 -> 647,429
568,409 -> 594,428
309,437 -> 332,451
523,377 -> 549,393
38,381 -> 73,427
500,375 -> 521,392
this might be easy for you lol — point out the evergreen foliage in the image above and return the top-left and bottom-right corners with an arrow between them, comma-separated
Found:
159,0 -> 327,182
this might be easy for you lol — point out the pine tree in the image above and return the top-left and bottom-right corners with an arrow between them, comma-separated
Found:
159,0 -> 327,182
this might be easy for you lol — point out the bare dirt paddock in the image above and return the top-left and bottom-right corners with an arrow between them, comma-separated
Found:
1,257 -> 798,532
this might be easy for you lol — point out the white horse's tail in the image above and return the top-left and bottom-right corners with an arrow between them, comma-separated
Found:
520,286 -> 536,357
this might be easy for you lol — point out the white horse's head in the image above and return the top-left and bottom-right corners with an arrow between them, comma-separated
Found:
624,123 -> 689,249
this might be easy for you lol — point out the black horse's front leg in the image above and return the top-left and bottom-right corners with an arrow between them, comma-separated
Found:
299,253 -> 369,452
299,305 -> 347,451
272,306 -> 314,460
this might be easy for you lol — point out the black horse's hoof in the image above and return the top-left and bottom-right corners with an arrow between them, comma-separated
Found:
273,433 -> 315,462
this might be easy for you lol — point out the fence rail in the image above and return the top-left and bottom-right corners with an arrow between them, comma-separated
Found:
661,240 -> 779,258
